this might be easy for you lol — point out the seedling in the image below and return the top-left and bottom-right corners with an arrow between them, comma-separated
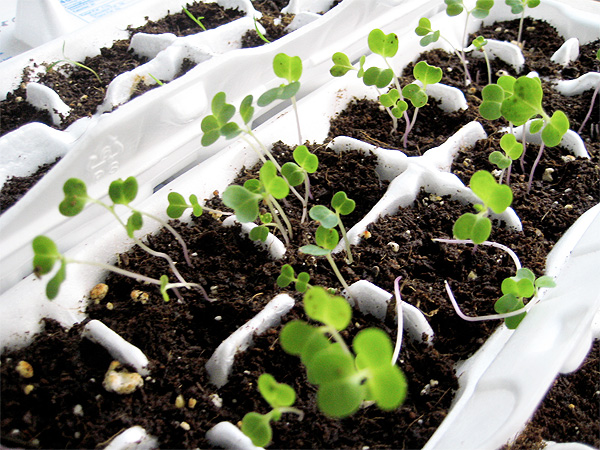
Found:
434,239 -> 555,328
280,286 -> 407,418
489,133 -> 524,185
416,0 -> 494,85
471,35 -> 492,85
505,0 -> 541,45
300,225 -> 349,290
258,53 -> 304,144
32,236 -> 201,301
47,42 -> 102,85
253,17 -> 271,44
281,145 -> 319,223
221,161 -> 293,245
60,177 -> 193,271
453,170 -> 513,244
480,75 -> 570,193
308,191 -> 356,263
277,264 -> 311,293
241,373 -> 303,447
182,6 -> 207,31
330,29 -> 442,147
166,192 -> 229,219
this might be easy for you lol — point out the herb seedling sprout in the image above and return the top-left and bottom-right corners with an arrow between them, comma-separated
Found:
182,6 -> 207,31
47,42 -> 103,85
277,264 -> 311,293
241,373 -> 303,447
453,170 -> 513,244
434,238 -> 555,328
300,225 -> 349,290
489,133 -> 524,185
166,192 -> 230,220
253,17 -> 271,44
471,35 -> 492,85
281,145 -> 319,223
258,53 -> 304,144
32,236 -> 203,301
505,0 -> 541,45
280,286 -> 407,418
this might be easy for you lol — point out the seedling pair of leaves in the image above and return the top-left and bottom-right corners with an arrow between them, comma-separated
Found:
222,160 -> 292,244
281,145 -> 319,223
279,286 -> 407,418
277,264 -> 311,293
453,170 -> 513,244
489,133 -> 524,181
305,191 -> 356,263
495,268 -> 555,329
505,0 -> 541,44
480,75 -> 570,147
241,373 -> 303,447
32,235 -> 174,301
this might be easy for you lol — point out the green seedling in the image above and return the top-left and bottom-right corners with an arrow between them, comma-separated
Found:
253,17 -> 271,44
32,236 -> 200,301
489,133 -> 524,185
148,73 -> 165,86
505,0 -> 540,45
578,48 -> 600,135
495,268 -> 555,328
166,192 -> 229,219
182,6 -> 207,31
277,264 -> 311,293
281,145 -> 319,223
308,191 -> 356,263
258,53 -> 304,144
480,75 -> 570,193
300,225 -> 349,290
471,35 -> 492,85
241,373 -> 303,447
222,160 -> 293,245
435,239 -> 556,328
47,42 -> 102,85
280,286 -> 407,418
453,170 -> 513,244
416,0 -> 494,85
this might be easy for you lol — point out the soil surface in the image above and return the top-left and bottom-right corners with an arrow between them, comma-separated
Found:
1,14 -> 599,450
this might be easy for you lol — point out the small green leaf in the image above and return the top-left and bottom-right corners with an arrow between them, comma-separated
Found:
59,178 -> 89,217
501,76 -> 543,126
159,274 -> 170,302
402,83 -> 428,108
529,118 -> 544,134
308,344 -> 356,385
126,211 -> 143,238
331,191 -> 355,216
472,35 -> 487,50
211,91 -> 236,124
368,29 -> 398,58
415,17 -> 434,36
249,225 -> 269,242
240,95 -> 254,125
109,177 -> 138,205
379,89 -> 400,108
317,379 -> 364,418
277,264 -> 295,288
489,151 -> 512,169
444,0 -> 464,16
260,161 -> 289,199
472,0 -> 494,18
221,185 -> 261,223
300,244 -> 331,256
420,30 -> 440,47
189,194 -> 203,217
366,364 -> 407,410
453,212 -> 492,244
293,145 -> 318,173
480,84 -> 506,120
315,225 -> 340,250
354,328 -> 393,368
166,192 -> 189,218
309,205 -> 339,229
541,110 -> 569,147
32,235 -> 61,277
296,272 -> 310,293
273,53 -> 302,83
363,67 -> 394,89
46,259 -> 67,300
330,52 -> 355,77
258,373 -> 295,408
304,286 -> 351,331
499,133 -> 524,160
241,412 -> 272,447
281,162 -> 305,187
413,61 -> 442,87
535,276 -> 556,289
494,293 -> 526,329
470,170 -> 513,214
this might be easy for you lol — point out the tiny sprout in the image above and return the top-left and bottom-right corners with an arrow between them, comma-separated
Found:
47,42 -> 103,85
300,225 -> 349,290
182,6 -> 207,31
505,0 -> 540,44
166,192 -> 228,219
277,264 -> 311,293
241,374 -> 303,447
453,170 -> 512,244
280,286 -> 407,418
496,268 -> 555,329
253,17 -> 271,44
489,133 -> 524,185
281,145 -> 319,223
471,35 -> 492,85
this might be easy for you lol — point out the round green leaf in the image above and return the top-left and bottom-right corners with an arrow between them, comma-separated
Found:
367,29 -> 398,58
299,244 -> 332,256
453,213 -> 492,244
166,192 -> 188,218
293,145 -> 318,173
415,17 -> 433,36
354,328 -> 393,369
309,205 -> 338,229
413,61 -> 442,86
276,264 -> 295,288
489,151 -> 512,169
444,0 -> 464,16
258,373 -> 295,408
281,162 -> 305,187
363,67 -> 394,89
494,293 -> 526,329
330,52 -> 354,77
59,178 -> 88,216
541,110 -> 569,147
331,191 -> 355,216
499,133 -> 524,160
501,76 -> 543,125
273,53 -> 302,83
479,84 -> 505,120
240,94 -> 254,125
308,344 -> 356,385
303,286 -> 351,331
317,379 -> 364,418
46,259 -> 67,300
249,225 -> 269,242
470,170 -> 513,214
222,185 -> 261,223
367,365 -> 407,410
126,211 -> 143,238
241,412 -> 272,447
315,225 -> 339,250
32,235 -> 61,276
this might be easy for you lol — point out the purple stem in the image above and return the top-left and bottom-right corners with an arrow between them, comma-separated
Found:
578,81 -> 600,134
526,142 -> 545,195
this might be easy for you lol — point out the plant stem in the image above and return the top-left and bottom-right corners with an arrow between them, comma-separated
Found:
265,197 -> 291,246
577,80 -> 600,134
337,219 -> 353,264
138,210 -> 193,267
392,276 -> 404,366
291,95 -> 303,145
325,253 -> 349,291
526,142 -> 545,194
